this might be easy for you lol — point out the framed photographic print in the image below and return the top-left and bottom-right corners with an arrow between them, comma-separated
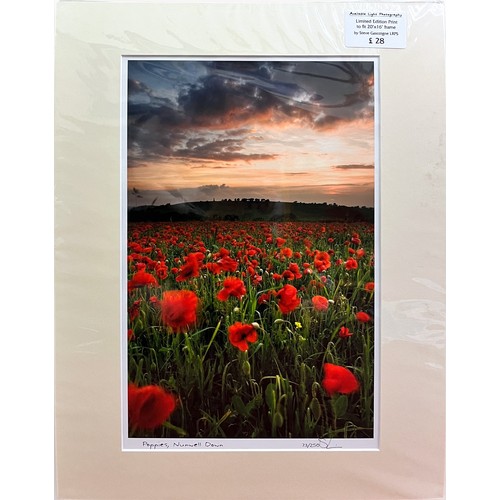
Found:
55,1 -> 445,498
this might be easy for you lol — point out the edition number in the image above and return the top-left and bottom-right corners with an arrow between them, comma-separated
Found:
369,37 -> 385,44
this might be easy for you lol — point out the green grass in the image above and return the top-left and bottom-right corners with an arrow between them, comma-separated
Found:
127,220 -> 375,439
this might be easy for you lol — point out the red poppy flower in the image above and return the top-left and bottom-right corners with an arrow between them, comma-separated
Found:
280,247 -> 293,258
258,292 -> 272,305
149,296 -> 160,308
314,251 -> 331,272
351,236 -> 362,246
364,282 -> 375,292
175,253 -> 200,282
252,275 -> 263,286
312,295 -> 329,312
216,247 -> 231,258
322,364 -> 359,396
128,270 -> 158,291
277,284 -> 301,314
128,383 -> 176,429
129,299 -> 141,322
356,311 -> 371,323
155,262 -> 168,280
205,262 -> 222,275
128,241 -> 142,252
276,237 -> 286,247
287,263 -> 302,279
160,290 -> 199,333
308,279 -> 324,290
217,277 -> 247,301
127,328 -> 135,341
228,322 -> 258,351
338,326 -> 353,338
217,256 -> 239,272
345,258 -> 358,270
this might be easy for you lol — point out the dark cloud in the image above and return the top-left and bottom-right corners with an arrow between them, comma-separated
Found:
224,128 -> 248,137
176,73 -> 290,129
128,100 -> 188,167
314,115 -> 344,130
174,137 -> 277,162
198,184 -> 230,196
274,61 -> 374,111
127,60 -> 374,166
191,165 -> 231,169
127,162 -> 148,169
128,79 -> 150,95
334,164 -> 374,170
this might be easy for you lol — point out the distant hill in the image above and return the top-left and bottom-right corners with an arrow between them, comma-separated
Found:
128,199 -> 373,223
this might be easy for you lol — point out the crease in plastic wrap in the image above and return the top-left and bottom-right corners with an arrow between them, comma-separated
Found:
55,1 -> 445,498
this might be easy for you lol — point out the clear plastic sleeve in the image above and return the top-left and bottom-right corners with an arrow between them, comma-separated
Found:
55,1 -> 445,498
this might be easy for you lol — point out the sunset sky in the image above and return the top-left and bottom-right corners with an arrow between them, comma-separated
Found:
127,59 -> 375,207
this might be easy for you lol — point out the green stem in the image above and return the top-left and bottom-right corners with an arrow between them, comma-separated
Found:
201,319 -> 222,363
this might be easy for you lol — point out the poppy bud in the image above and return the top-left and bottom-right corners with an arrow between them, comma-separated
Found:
273,411 -> 284,428
242,360 -> 251,377
310,397 -> 322,420
299,363 -> 306,383
311,381 -> 321,397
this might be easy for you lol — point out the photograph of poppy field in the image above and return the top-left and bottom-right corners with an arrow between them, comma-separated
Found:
125,59 -> 377,443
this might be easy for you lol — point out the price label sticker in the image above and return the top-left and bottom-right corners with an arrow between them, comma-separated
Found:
345,11 -> 407,49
